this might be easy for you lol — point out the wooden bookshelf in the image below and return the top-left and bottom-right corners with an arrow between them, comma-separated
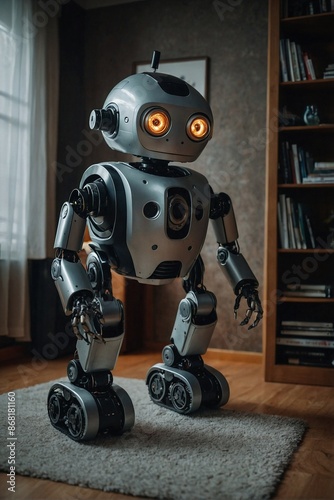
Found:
264,0 -> 334,386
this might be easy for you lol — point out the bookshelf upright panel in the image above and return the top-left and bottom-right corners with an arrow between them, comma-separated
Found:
264,0 -> 334,386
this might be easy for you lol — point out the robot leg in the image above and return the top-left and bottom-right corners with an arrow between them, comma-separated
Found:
48,249 -> 135,440
146,288 -> 229,414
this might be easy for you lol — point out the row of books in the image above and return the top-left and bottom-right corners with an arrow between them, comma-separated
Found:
281,0 -> 334,17
279,141 -> 334,184
282,283 -> 334,298
280,38 -> 317,82
276,320 -> 334,368
323,63 -> 334,79
303,161 -> 334,184
278,194 -> 315,249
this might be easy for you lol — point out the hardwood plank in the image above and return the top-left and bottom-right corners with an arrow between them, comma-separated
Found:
0,347 -> 333,499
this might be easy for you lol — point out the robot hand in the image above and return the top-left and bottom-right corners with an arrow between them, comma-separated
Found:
234,284 -> 263,330
71,296 -> 105,343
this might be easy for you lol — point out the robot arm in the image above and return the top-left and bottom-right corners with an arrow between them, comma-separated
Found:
51,179 -> 116,344
51,200 -> 101,339
210,191 -> 263,329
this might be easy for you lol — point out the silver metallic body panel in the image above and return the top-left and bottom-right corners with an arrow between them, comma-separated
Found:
101,73 -> 213,162
172,291 -> 217,356
81,162 -> 211,285
146,363 -> 202,413
217,246 -> 258,293
49,381 -> 100,440
76,333 -> 124,372
51,259 -> 94,315
54,202 -> 86,252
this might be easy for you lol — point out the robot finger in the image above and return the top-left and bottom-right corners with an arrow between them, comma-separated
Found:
233,293 -> 243,319
239,307 -> 252,327
247,298 -> 263,330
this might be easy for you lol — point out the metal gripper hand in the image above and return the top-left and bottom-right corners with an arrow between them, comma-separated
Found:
234,284 -> 263,330
71,296 -> 105,343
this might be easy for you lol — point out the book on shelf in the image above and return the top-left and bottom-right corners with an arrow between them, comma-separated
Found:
283,283 -> 334,298
278,140 -> 334,184
280,318 -> 334,333
280,40 -> 289,82
281,320 -> 334,328
280,319 -> 334,336
280,328 -> 334,337
286,284 -> 330,290
303,175 -> 334,183
291,144 -> 302,183
277,336 -> 334,348
277,317 -> 334,367
281,0 -> 334,17
282,290 -> 331,297
303,157 -> 334,182
314,161 -> 334,170
279,39 -> 317,81
323,63 -> 334,79
279,141 -> 316,184
276,346 -> 334,368
304,53 -> 316,80
278,195 -> 315,249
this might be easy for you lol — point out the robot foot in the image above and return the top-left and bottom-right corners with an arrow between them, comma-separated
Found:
146,360 -> 230,415
47,380 -> 135,441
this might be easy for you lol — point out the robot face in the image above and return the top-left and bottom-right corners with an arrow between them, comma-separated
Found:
90,72 -> 213,162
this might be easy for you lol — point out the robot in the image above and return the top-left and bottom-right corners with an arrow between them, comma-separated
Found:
47,52 -> 263,441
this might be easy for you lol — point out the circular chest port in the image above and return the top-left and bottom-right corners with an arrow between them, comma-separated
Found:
143,201 -> 160,219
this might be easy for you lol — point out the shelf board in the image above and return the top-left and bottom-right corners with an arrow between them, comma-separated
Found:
280,78 -> 334,87
279,124 -> 334,132
278,297 -> 334,303
278,248 -> 334,253
280,11 -> 334,38
281,12 -> 334,23
278,183 -> 334,188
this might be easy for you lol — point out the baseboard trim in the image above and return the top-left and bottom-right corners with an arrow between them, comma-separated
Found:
141,342 -> 263,364
206,348 -> 263,364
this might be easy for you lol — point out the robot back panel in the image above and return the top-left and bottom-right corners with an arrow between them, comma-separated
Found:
81,163 -> 211,285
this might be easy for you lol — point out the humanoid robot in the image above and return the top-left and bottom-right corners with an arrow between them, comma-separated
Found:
48,52 -> 263,441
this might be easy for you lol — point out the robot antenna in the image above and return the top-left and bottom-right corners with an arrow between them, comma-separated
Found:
151,50 -> 161,72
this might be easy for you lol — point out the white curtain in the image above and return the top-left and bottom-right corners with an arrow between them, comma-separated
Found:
0,0 -> 57,340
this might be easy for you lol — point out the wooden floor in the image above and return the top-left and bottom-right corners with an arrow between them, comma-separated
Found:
0,346 -> 333,500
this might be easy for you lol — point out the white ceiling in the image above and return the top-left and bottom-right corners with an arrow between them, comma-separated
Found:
74,0 -> 145,9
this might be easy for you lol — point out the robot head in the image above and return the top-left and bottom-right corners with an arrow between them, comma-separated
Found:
89,70 -> 213,163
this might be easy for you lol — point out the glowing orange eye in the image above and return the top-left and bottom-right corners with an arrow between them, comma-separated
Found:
144,109 -> 170,136
187,115 -> 210,141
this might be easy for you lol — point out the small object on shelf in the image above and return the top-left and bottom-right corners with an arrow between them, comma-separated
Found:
303,105 -> 320,125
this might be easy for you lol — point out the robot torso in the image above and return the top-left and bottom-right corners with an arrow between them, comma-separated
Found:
81,162 -> 211,285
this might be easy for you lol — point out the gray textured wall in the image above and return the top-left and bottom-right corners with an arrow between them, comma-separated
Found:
83,0 -> 268,352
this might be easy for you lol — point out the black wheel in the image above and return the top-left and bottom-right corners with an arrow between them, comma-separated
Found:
169,381 -> 191,413
48,393 -> 62,424
66,403 -> 85,439
148,373 -> 166,402
67,359 -> 83,384
162,345 -> 176,366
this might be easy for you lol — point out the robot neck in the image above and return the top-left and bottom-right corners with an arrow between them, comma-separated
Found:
131,158 -> 189,178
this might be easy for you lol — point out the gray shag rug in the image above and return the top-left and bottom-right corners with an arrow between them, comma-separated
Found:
0,376 -> 307,500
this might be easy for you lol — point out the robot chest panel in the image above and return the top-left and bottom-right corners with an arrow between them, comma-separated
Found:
117,164 -> 210,281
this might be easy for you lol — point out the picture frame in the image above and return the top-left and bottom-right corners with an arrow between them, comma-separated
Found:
134,56 -> 209,99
